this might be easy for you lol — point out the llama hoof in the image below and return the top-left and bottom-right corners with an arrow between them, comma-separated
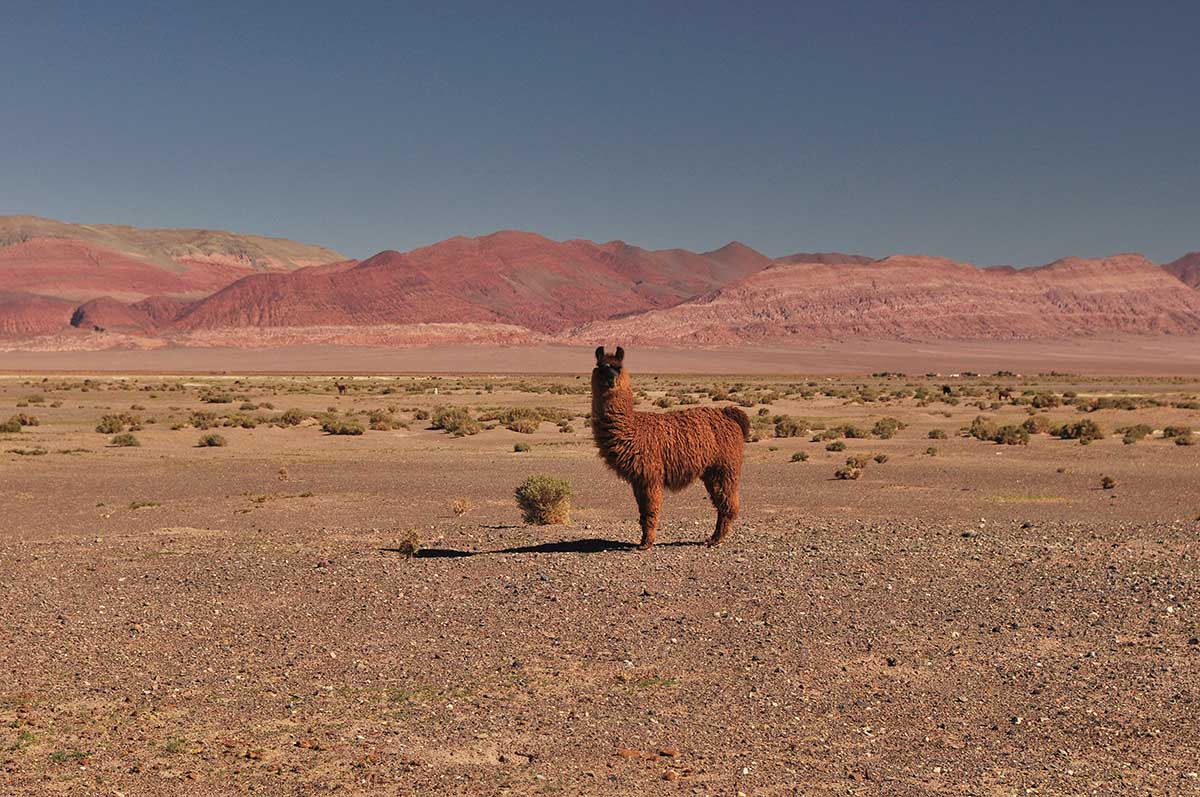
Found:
705,536 -> 724,547
636,541 -> 654,551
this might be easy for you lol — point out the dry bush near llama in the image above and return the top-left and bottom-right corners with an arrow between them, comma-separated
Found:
591,346 -> 749,549
515,475 -> 572,525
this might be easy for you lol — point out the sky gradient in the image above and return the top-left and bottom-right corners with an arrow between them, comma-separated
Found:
2,1 -> 1197,265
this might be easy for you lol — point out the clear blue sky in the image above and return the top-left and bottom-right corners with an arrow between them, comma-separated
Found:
2,1 -> 1197,265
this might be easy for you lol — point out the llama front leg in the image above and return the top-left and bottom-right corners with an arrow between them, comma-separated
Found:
634,483 -> 662,550
703,468 -> 740,547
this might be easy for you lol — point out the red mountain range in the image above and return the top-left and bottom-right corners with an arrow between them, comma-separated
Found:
1,215 -> 1198,349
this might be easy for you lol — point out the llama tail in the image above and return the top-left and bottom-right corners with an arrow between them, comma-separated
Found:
722,405 -> 752,441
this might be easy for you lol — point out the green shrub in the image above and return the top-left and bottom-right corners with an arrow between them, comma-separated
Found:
197,433 -> 227,447
0,417 -> 24,434
845,454 -> 870,469
1162,425 -> 1193,439
825,440 -> 847,452
110,433 -> 141,447
515,475 -> 572,525
873,453 -> 890,464
513,442 -> 531,452
928,429 -> 948,440
790,451 -> 809,462
1176,434 -> 1196,446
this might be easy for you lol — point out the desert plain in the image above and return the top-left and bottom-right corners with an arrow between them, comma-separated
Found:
1,359 -> 1198,796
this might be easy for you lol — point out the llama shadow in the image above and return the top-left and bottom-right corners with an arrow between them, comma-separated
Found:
390,537 -> 704,558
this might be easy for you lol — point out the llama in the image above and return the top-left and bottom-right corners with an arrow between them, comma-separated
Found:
591,346 -> 750,549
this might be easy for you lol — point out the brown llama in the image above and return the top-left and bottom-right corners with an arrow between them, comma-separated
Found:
591,346 -> 750,549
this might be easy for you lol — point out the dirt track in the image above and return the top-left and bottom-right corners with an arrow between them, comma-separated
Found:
2,372 -> 1198,795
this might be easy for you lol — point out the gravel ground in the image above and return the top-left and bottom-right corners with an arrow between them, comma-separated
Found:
1,373 -> 1198,795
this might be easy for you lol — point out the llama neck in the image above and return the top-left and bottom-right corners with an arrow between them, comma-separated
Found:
593,386 -> 634,440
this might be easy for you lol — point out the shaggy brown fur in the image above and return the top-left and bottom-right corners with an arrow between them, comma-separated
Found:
591,346 -> 750,549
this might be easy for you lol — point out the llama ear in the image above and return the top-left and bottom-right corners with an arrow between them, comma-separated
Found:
595,346 -> 606,364
614,346 -> 625,363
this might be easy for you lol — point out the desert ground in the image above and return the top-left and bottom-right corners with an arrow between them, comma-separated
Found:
1,365 -> 1198,796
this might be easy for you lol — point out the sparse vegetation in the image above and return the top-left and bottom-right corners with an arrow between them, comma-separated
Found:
451,498 -> 474,517
432,406 -> 481,436
1117,424 -> 1152,444
321,418 -> 365,435
1054,419 -> 1103,444
198,433 -> 228,447
834,461 -> 863,480
825,440 -> 847,452
394,530 -> 421,558
871,417 -> 905,439
790,451 -> 808,462
96,413 -> 141,434
110,433 -> 141,447
928,429 -> 948,439
515,475 -> 572,525
513,441 -> 531,452
1100,475 -> 1116,490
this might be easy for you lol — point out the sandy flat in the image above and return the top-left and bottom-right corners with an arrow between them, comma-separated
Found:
3,335 -> 1200,376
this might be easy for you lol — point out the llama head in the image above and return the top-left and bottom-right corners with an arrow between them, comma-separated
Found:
592,346 -> 628,391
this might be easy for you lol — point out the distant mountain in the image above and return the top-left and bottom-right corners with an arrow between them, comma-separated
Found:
3,216 -> 1199,349
169,231 -> 775,334
0,215 -> 347,303
572,253 -> 1200,344
776,251 -> 873,265
1164,252 -> 1200,289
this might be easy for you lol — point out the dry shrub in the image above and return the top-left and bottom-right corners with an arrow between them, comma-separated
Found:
322,418 -> 364,436
198,433 -> 228,447
871,417 -> 905,439
432,406 -> 480,436
790,451 -> 808,462
451,498 -> 474,517
110,433 -> 141,447
1117,424 -> 1152,444
394,530 -> 421,558
834,463 -> 863,480
1100,475 -> 1116,490
515,475 -> 572,525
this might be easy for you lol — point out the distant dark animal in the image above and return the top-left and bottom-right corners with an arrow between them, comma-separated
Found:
590,346 -> 749,549
336,382 -> 347,395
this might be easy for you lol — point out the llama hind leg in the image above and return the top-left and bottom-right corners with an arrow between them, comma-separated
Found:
634,483 -> 662,550
702,468 -> 740,547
